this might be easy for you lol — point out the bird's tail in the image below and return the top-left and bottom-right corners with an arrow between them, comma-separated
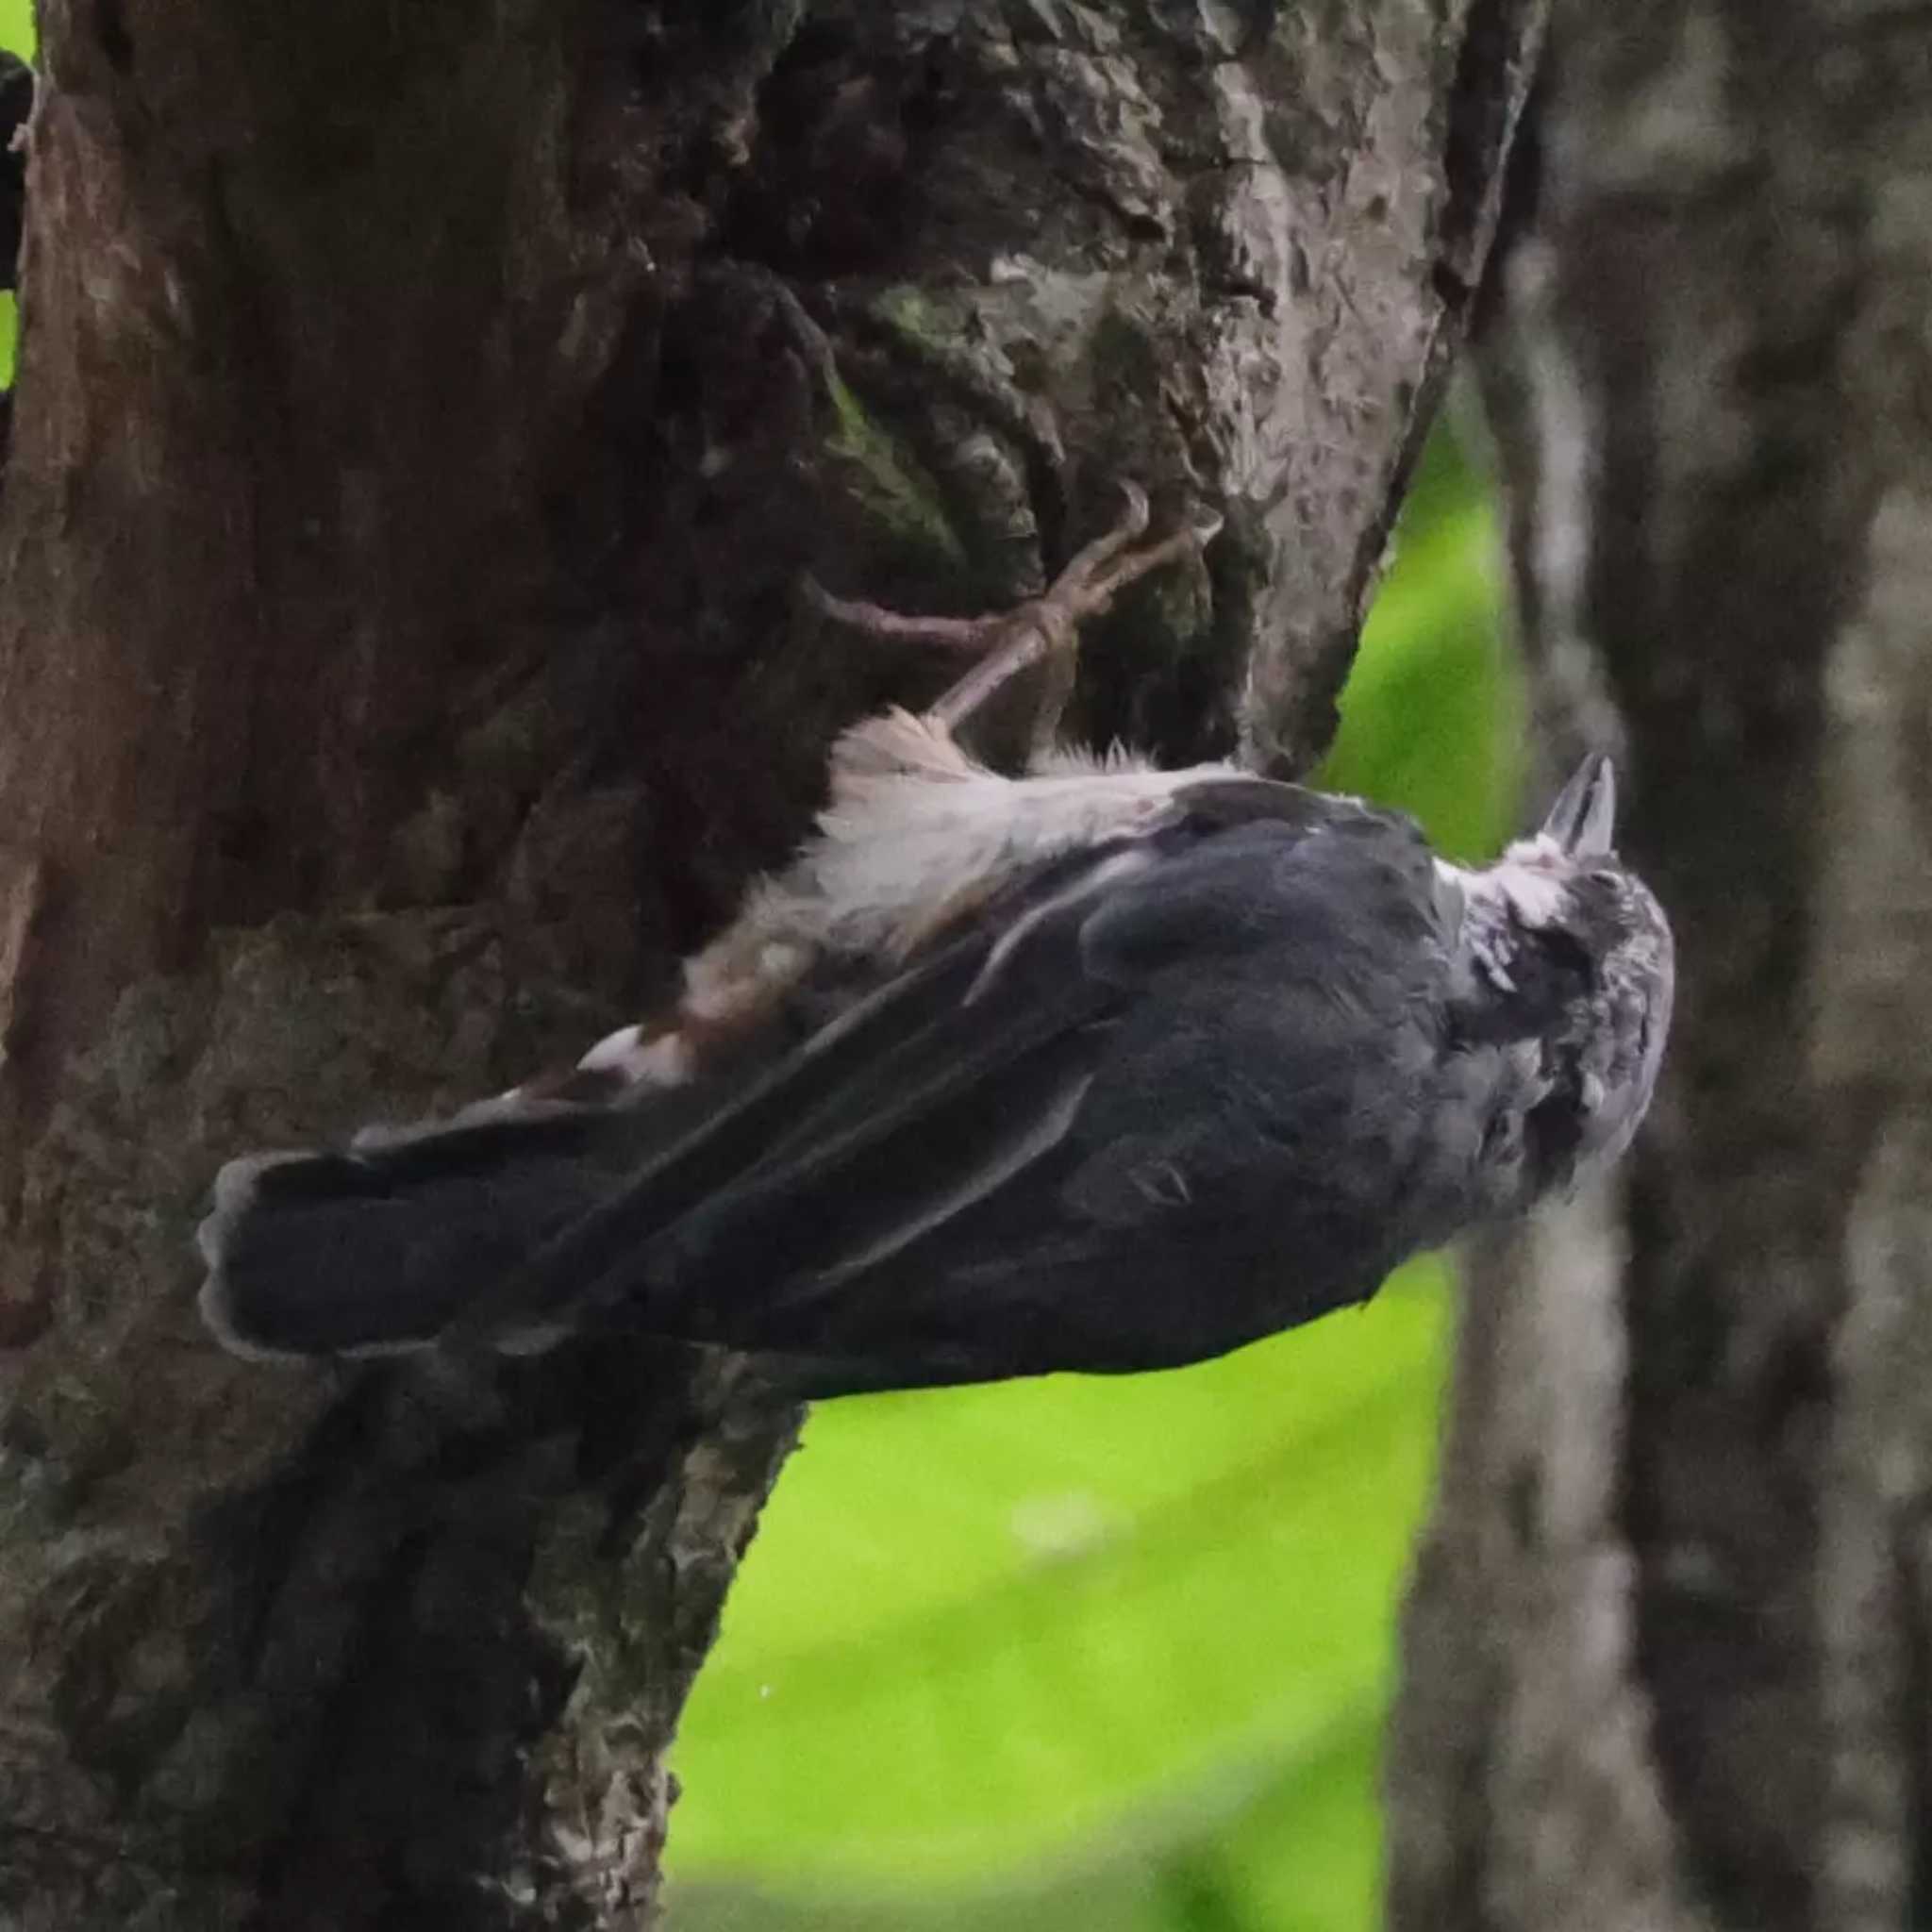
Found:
196,1106 -> 639,1360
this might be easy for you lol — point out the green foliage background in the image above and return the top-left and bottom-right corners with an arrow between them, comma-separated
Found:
670,427 -> 1516,1931
0,8 -> 1510,1916
0,0 -> 27,383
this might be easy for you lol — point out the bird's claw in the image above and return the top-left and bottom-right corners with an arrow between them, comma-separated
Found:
808,484 -> 1217,751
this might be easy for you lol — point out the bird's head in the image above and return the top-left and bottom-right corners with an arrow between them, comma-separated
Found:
1446,753 -> 1674,1202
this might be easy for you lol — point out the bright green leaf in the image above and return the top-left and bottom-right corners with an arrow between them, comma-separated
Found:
1322,425 -> 1523,859
670,1268 -> 1447,1892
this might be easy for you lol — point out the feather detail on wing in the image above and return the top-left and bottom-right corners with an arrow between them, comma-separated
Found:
475,776 -> 1377,1356
464,838 -> 1158,1351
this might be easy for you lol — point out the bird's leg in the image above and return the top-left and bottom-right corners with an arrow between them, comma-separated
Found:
808,484 -> 1220,761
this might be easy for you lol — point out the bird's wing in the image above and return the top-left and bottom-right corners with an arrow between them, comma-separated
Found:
471,777 -> 1383,1354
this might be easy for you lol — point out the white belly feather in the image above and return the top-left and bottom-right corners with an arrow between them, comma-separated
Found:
580,708 -> 1237,1090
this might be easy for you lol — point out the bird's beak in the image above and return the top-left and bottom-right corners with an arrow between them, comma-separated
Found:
1541,753 -> 1617,858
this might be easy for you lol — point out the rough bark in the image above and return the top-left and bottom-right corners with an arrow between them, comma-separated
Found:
0,1 -> 1541,1924
1387,5 -> 1932,1929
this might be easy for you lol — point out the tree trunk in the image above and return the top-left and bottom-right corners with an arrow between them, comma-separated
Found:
0,2 -> 1542,1924
1387,4 -> 1932,1928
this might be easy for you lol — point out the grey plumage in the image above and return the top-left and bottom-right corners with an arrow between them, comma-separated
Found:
198,743 -> 1673,1396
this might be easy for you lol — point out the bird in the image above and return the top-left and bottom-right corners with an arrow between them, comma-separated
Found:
197,488 -> 1674,1397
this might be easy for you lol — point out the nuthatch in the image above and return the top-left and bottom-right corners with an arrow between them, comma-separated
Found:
199,489 -> 1673,1395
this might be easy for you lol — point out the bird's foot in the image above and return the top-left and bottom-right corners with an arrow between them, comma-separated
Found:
807,484 -> 1219,758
